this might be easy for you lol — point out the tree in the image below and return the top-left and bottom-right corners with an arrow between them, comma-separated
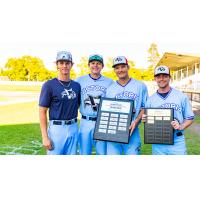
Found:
76,56 -> 90,77
147,43 -> 160,80
102,57 -> 117,80
2,56 -> 55,81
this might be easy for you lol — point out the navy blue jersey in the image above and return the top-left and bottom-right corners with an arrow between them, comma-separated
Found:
39,78 -> 81,120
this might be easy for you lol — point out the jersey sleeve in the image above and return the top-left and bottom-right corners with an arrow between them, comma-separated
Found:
182,94 -> 194,120
39,81 -> 52,108
141,83 -> 149,108
78,83 -> 81,107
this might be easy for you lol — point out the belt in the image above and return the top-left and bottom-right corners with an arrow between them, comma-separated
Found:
82,115 -> 97,121
176,132 -> 183,137
52,118 -> 77,125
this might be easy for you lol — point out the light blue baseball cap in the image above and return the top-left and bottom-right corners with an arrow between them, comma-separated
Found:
56,51 -> 73,62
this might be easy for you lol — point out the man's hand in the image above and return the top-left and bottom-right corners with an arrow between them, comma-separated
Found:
42,137 -> 53,150
171,120 -> 182,130
141,114 -> 147,123
129,121 -> 137,136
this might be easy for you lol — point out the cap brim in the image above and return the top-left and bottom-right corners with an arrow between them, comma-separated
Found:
89,59 -> 103,64
112,63 -> 127,68
154,73 -> 170,76
56,59 -> 73,62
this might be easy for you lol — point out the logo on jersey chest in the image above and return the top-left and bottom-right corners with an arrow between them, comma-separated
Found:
115,91 -> 138,100
61,88 -> 76,99
161,103 -> 182,112
82,85 -> 106,95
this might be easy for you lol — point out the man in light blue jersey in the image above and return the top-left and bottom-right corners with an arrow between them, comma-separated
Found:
106,56 -> 148,155
76,54 -> 113,155
142,65 -> 194,155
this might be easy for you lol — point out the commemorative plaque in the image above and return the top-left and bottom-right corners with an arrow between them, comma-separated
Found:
93,97 -> 134,144
144,108 -> 174,145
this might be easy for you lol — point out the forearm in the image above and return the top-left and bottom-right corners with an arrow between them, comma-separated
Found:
134,109 -> 144,125
39,107 -> 48,139
180,119 -> 193,130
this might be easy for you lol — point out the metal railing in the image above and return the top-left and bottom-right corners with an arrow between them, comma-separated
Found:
182,90 -> 200,116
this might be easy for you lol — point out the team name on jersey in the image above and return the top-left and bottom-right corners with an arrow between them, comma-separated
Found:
161,103 -> 182,112
82,85 -> 107,95
116,91 -> 139,100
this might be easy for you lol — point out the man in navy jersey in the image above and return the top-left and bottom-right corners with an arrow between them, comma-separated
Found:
143,65 -> 194,155
39,51 -> 81,155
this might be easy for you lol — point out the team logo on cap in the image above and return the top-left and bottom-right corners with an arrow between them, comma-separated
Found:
115,57 -> 123,62
157,67 -> 166,72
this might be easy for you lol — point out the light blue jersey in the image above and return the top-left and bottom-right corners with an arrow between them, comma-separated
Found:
106,78 -> 148,155
76,74 -> 113,155
145,87 -> 194,155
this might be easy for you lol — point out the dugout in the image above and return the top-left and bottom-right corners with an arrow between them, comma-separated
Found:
156,52 -> 200,91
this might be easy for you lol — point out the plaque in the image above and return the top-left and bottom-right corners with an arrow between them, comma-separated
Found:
144,108 -> 174,145
93,97 -> 134,144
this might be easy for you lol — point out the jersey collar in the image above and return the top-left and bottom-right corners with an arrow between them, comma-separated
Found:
116,78 -> 132,87
156,87 -> 172,100
89,74 -> 102,81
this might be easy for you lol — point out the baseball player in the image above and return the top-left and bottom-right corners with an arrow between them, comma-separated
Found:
106,56 -> 148,155
39,51 -> 81,155
76,54 -> 113,155
142,65 -> 194,155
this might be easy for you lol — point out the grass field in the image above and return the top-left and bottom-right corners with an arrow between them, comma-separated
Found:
0,101 -> 200,155
0,84 -> 41,92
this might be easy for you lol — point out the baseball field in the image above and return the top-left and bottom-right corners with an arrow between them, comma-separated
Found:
0,85 -> 200,155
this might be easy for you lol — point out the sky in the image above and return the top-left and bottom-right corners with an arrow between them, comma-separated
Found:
1,0 -> 200,71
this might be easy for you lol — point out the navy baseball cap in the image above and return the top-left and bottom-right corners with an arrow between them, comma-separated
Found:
56,51 -> 73,63
154,66 -> 170,76
88,54 -> 104,65
112,56 -> 128,68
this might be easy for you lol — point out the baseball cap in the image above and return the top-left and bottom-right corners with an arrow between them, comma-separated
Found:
112,56 -> 128,68
56,51 -> 73,62
154,66 -> 170,76
88,54 -> 104,65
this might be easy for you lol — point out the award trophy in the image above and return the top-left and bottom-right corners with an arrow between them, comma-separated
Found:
93,97 -> 134,144
144,108 -> 174,145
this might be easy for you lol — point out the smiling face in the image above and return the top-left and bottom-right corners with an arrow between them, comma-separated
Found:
114,64 -> 129,80
88,60 -> 103,76
57,60 -> 73,76
154,74 -> 171,89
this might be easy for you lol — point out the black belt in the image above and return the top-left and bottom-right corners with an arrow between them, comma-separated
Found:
52,118 -> 77,125
82,115 -> 97,121
176,132 -> 183,137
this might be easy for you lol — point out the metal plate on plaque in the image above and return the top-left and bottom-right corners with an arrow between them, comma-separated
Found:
93,97 -> 134,144
144,108 -> 174,145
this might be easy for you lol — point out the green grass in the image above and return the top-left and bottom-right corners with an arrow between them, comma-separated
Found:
0,123 -> 45,155
0,84 -> 41,92
0,102 -> 39,125
194,116 -> 200,124
0,97 -> 8,101
0,101 -> 200,155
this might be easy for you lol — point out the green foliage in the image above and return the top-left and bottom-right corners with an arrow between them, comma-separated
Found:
76,56 -> 90,77
70,68 -> 77,80
147,43 -> 161,81
2,55 -> 55,81
102,57 -> 118,80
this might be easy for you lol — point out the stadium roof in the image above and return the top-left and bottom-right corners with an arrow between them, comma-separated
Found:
156,52 -> 200,70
